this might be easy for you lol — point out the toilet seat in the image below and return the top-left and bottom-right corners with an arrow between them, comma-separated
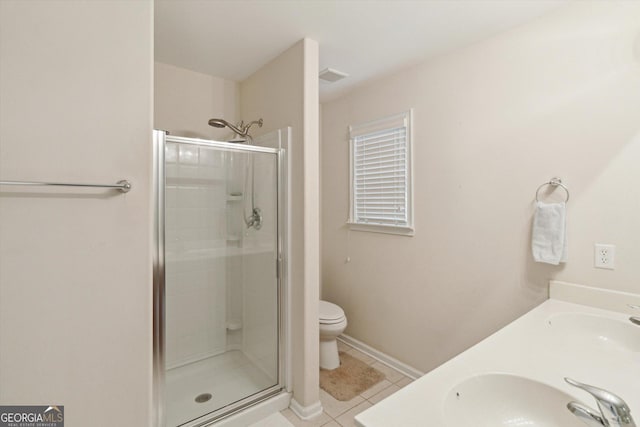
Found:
320,300 -> 345,324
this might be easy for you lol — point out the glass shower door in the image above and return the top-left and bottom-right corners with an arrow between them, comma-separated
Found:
154,131 -> 283,427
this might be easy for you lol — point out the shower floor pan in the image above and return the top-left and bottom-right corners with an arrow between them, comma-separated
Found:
166,350 -> 276,426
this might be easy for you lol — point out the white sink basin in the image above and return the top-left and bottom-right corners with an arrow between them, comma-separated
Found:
546,313 -> 640,353
443,374 -> 584,427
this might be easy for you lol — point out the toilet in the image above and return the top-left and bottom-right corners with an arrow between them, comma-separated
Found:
319,300 -> 348,370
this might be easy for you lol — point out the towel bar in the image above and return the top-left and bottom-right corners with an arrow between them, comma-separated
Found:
0,179 -> 132,193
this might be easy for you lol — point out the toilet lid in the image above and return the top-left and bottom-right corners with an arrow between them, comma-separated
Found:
319,300 -> 345,322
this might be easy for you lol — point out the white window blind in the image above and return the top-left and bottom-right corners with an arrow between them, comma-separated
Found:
349,110 -> 413,235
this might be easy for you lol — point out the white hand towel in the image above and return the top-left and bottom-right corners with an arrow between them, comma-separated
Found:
532,201 -> 567,265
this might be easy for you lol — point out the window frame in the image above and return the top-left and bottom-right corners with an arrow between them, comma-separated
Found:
348,109 -> 414,236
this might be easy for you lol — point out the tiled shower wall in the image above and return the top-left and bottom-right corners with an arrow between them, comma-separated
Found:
164,130 -> 283,375
165,143 -> 229,368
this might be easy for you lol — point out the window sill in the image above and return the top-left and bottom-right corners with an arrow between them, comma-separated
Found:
347,222 -> 414,236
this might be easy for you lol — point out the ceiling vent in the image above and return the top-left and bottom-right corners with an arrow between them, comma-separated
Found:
319,68 -> 349,83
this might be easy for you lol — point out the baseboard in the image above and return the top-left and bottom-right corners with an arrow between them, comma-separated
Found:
289,398 -> 323,420
338,334 -> 424,380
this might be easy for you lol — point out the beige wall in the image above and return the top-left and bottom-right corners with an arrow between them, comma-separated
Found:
154,61 -> 239,140
321,2 -> 640,373
241,39 -> 320,411
0,1 -> 153,426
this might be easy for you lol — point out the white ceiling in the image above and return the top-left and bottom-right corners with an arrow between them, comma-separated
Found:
155,0 -> 567,102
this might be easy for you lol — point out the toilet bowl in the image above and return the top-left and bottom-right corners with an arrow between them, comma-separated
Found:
319,300 -> 347,370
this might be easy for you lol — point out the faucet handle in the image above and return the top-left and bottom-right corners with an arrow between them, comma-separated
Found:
567,401 -> 606,427
565,378 -> 635,426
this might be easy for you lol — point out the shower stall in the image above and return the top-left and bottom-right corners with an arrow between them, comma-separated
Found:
153,129 -> 288,426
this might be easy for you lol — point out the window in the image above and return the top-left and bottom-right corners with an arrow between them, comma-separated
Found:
348,110 -> 413,235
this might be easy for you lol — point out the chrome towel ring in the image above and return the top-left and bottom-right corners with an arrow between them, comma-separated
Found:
535,177 -> 569,202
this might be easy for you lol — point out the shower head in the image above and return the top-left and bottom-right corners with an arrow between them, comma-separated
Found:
207,117 -> 263,142
208,118 -> 228,129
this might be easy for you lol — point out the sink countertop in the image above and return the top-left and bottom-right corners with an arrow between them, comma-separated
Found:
355,282 -> 640,427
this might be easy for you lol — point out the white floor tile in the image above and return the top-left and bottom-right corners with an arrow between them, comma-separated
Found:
360,380 -> 391,400
281,409 -> 333,427
367,384 -> 400,405
319,389 -> 365,418
395,376 -> 413,388
335,401 -> 372,427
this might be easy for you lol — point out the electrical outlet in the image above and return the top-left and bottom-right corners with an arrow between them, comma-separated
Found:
594,244 -> 615,269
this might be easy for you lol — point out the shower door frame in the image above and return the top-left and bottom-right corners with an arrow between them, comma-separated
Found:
152,130 -> 288,427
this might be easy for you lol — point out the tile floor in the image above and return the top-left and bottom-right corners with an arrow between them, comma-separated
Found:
280,341 -> 414,427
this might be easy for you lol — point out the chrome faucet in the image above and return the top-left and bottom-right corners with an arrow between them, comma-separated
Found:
568,401 -> 606,427
565,378 -> 636,427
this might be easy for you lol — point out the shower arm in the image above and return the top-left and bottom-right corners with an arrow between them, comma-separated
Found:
236,119 -> 263,137
222,122 -> 245,136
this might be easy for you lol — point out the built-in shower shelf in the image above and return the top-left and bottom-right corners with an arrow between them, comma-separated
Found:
226,235 -> 241,243
226,320 -> 242,331
226,194 -> 243,202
